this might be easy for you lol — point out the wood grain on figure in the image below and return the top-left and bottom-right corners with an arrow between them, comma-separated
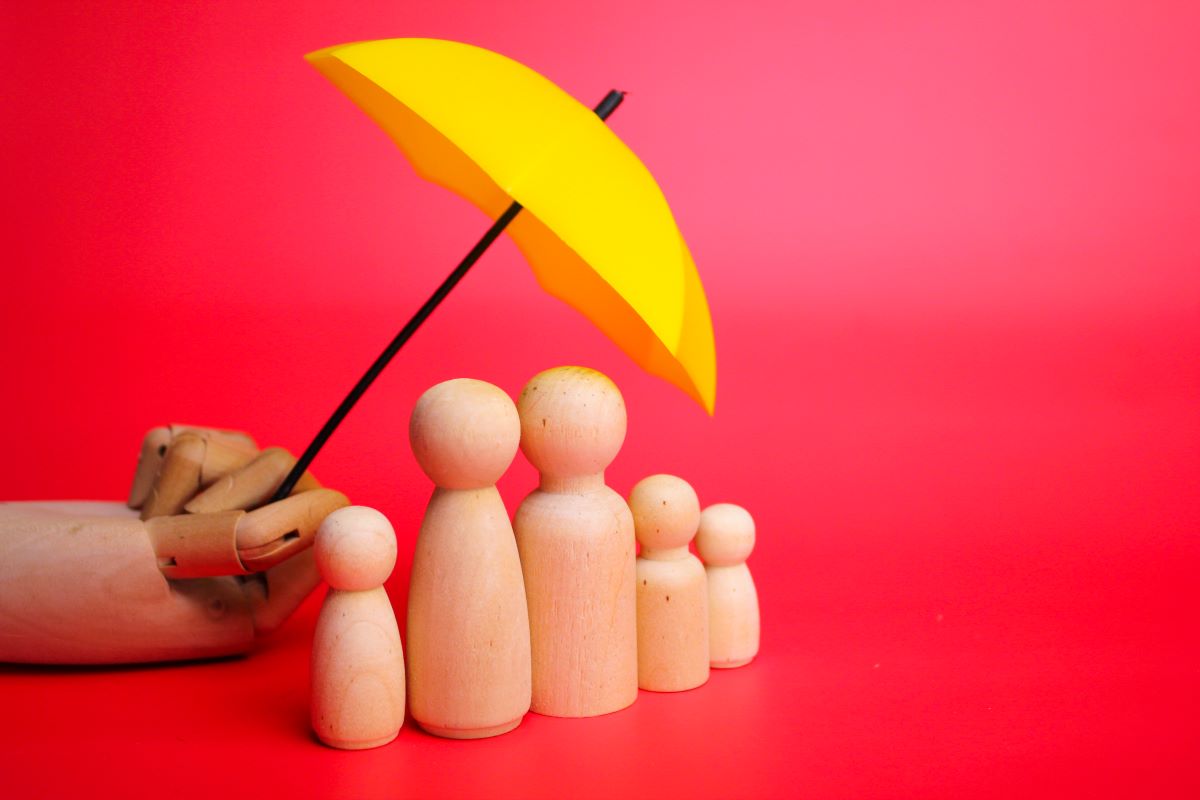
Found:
311,506 -> 405,750
406,379 -> 531,739
629,474 -> 709,692
696,503 -> 760,668
514,366 -> 638,717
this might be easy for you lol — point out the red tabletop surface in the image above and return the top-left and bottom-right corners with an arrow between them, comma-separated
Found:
2,2 -> 1197,798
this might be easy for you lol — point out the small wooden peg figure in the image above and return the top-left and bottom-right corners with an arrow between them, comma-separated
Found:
629,474 -> 710,692
514,366 -> 638,717
311,506 -> 405,749
406,378 -> 531,739
695,503 -> 760,668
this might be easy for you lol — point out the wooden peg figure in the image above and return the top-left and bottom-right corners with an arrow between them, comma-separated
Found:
514,366 -> 638,717
629,474 -> 709,692
406,379 -> 531,739
311,506 -> 405,749
695,503 -> 760,668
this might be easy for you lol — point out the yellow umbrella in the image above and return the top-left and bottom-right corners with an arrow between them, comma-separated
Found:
276,37 -> 715,498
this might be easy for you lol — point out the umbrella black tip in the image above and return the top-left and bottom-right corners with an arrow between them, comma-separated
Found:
594,89 -> 627,121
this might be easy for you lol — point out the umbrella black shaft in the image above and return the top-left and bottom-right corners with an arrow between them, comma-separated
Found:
271,89 -> 626,502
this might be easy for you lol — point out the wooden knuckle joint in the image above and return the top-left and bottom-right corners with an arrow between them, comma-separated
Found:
145,510 -> 249,578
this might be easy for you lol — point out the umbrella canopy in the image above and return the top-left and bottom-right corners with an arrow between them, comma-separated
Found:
306,38 -> 716,413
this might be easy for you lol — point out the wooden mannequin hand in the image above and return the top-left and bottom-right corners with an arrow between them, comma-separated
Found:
128,425 -> 348,577
0,425 -> 351,664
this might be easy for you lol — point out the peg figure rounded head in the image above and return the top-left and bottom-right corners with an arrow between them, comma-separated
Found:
315,506 -> 398,591
628,474 -> 701,553
517,366 -> 627,480
695,503 -> 755,567
409,378 -> 521,490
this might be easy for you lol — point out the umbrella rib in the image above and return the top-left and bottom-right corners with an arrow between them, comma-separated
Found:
270,90 -> 627,504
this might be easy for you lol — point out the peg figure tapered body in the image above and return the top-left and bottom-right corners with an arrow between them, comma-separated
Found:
696,503 -> 760,668
514,366 -> 638,717
630,474 -> 709,692
311,506 -> 405,750
406,379 -> 531,739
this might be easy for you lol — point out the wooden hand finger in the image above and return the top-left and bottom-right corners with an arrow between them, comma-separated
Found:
128,425 -> 259,510
145,509 -> 246,578
236,488 -> 350,572
184,447 -> 322,515
145,489 -> 347,578
139,433 -> 260,520
127,427 -> 172,509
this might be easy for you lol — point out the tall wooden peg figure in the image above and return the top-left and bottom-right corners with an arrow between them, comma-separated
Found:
515,366 -> 638,717
407,379 -> 531,738
695,503 -> 760,668
311,506 -> 405,749
629,474 -> 710,692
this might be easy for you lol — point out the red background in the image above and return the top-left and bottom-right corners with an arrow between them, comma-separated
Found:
2,2 -> 1198,797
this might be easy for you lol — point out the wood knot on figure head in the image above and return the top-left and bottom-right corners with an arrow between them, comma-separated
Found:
517,366 -> 627,492
315,506 -> 398,591
409,378 -> 521,490
629,474 -> 701,559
